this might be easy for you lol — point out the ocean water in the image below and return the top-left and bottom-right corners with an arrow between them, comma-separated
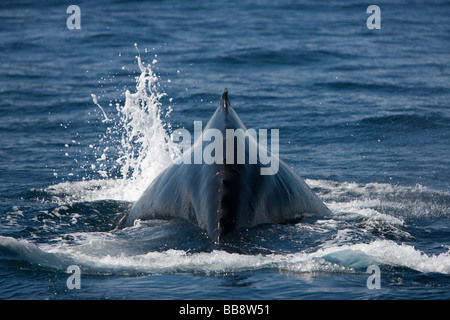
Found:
0,0 -> 449,300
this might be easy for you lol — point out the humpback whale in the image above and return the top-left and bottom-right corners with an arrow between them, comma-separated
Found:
118,89 -> 331,242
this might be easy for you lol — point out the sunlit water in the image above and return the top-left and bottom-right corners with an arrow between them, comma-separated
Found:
0,0 -> 449,299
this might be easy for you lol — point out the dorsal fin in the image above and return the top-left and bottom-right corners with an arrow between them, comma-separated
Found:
219,88 -> 229,109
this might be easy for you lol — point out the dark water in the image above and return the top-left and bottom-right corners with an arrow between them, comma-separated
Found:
0,0 -> 449,300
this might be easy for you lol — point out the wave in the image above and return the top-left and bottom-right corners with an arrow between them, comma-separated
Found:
205,47 -> 357,67
307,179 -> 450,219
313,80 -> 450,96
357,113 -> 449,131
1,235 -> 448,275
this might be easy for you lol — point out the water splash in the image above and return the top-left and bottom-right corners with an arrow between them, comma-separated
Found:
90,94 -> 111,123
1,234 -> 449,275
48,47 -> 180,203
117,51 -> 177,180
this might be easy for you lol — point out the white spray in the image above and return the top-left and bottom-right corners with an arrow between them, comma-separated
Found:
50,45 -> 179,202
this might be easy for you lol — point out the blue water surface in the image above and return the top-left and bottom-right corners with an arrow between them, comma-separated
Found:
0,0 -> 449,300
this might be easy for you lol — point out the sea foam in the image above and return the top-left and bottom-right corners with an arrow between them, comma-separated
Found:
1,235 -> 448,275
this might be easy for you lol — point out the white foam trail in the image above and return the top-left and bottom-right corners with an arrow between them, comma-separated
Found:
0,236 -> 71,269
307,179 -> 450,220
2,235 -> 448,275
319,240 -> 450,274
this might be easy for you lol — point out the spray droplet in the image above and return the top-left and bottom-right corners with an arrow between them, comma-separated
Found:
91,94 -> 111,123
